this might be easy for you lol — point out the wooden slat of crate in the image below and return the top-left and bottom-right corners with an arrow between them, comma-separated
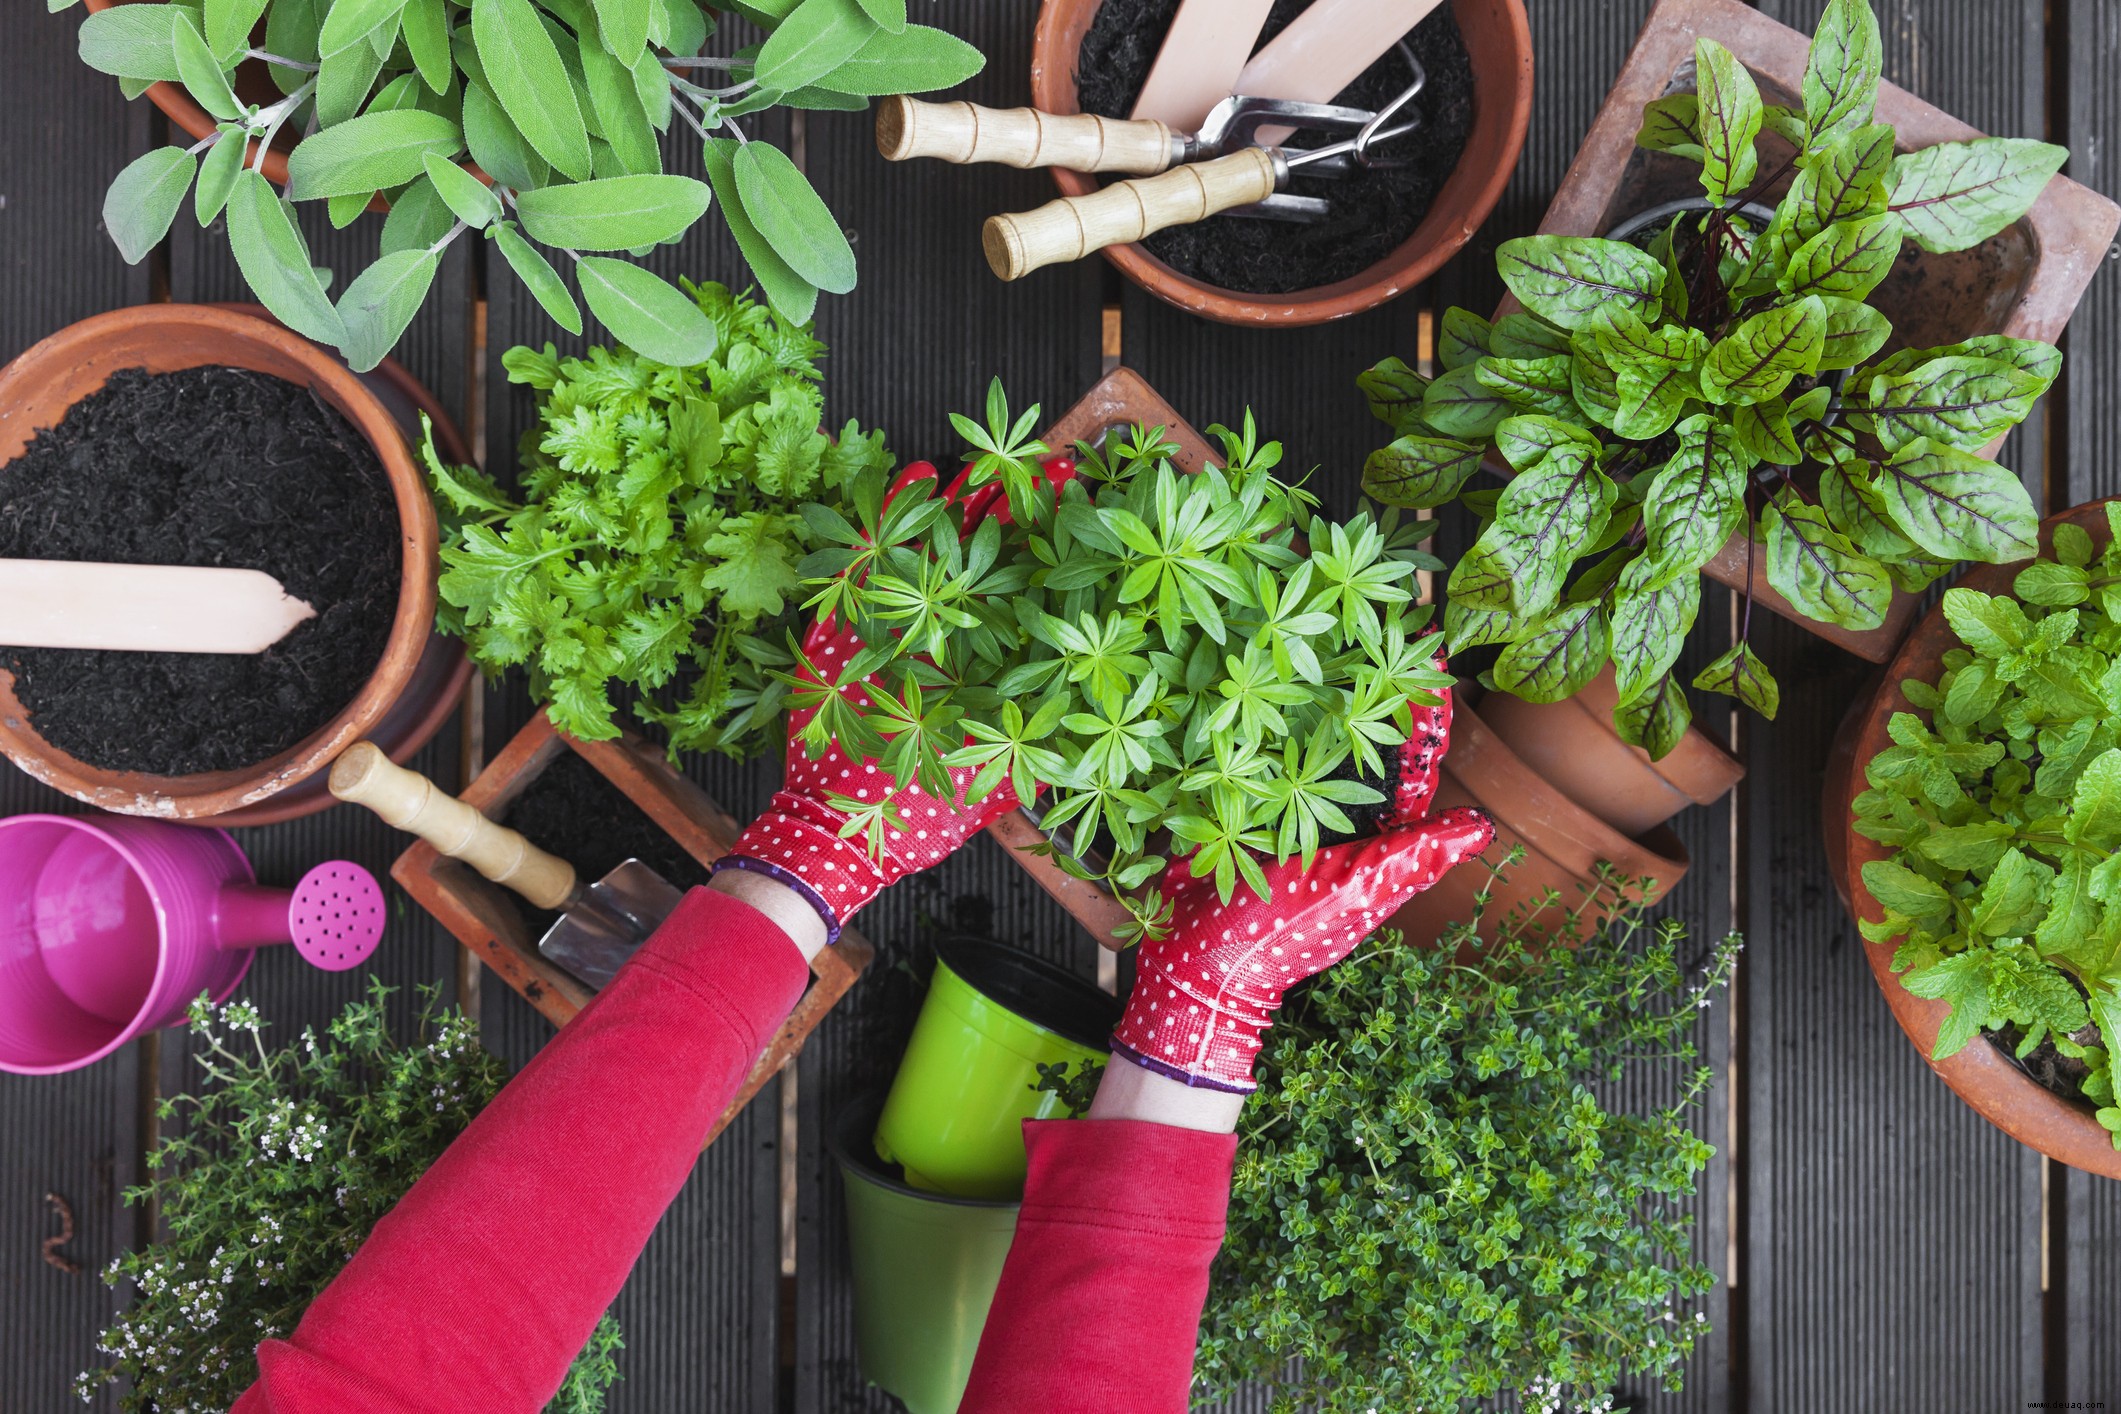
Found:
1745,6 -> 2049,1412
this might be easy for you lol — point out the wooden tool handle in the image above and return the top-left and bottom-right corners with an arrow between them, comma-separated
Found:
876,96 -> 1177,174
329,742 -> 577,909
982,148 -> 1279,281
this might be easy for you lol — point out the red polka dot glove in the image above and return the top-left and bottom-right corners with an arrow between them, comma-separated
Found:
712,459 -> 1066,943
1109,680 -> 1496,1092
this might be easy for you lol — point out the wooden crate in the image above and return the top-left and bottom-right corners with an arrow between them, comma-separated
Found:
391,709 -> 871,1143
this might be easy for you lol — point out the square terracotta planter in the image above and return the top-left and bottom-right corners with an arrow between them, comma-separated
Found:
391,709 -> 871,1143
1514,0 -> 2121,663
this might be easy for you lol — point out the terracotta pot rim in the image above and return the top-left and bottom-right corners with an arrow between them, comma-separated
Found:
1028,0 -> 1535,326
1839,497 -> 2121,1180
0,303 -> 439,819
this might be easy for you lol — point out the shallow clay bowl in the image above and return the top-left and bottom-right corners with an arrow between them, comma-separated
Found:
1029,0 -> 1534,326
1828,499 -> 2121,1180
0,304 -> 441,821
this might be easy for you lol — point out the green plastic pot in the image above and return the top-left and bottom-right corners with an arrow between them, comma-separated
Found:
833,1090 -> 1020,1414
875,938 -> 1119,1199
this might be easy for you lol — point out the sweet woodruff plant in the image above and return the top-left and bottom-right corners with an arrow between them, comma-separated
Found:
1360,0 -> 2066,757
66,0 -> 981,368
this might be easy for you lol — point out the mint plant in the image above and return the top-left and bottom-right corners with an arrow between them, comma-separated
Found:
1195,870 -> 1741,1412
1361,0 -> 2064,758
66,0 -> 982,369
1853,509 -> 2121,1145
78,985 -> 624,1411
797,383 -> 1450,935
425,280 -> 892,756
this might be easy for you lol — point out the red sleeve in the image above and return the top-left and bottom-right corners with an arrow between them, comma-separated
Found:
959,1117 -> 1237,1414
230,886 -> 810,1414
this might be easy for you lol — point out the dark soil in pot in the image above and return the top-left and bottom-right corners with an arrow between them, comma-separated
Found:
0,367 -> 400,775
1076,0 -> 1475,293
501,751 -> 712,931
1993,1021 -> 2103,1110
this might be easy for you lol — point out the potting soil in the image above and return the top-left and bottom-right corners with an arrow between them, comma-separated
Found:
501,751 -> 713,934
1075,0 -> 1476,294
0,366 -> 400,775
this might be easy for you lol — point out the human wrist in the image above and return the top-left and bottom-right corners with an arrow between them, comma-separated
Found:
707,867 -> 829,964
1087,1050 -> 1245,1134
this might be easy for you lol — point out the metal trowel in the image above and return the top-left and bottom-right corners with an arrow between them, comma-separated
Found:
328,741 -> 685,990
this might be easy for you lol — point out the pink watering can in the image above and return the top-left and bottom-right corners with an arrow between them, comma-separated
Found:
0,814 -> 386,1075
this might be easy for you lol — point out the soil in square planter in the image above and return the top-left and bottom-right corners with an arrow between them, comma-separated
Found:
1076,0 -> 1475,294
500,750 -> 712,933
0,367 -> 399,776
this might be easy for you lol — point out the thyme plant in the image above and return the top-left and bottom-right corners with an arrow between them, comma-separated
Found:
78,985 -> 623,1412
1195,872 -> 1741,1412
67,0 -> 982,368
1362,0 -> 2064,757
796,383 -> 1449,936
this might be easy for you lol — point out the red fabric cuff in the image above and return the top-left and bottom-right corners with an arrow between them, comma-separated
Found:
1018,1118 -> 1237,1241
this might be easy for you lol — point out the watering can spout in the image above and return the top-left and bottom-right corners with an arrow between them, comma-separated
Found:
212,863 -> 386,971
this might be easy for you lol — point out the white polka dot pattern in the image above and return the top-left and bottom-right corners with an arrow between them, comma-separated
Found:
1111,686 -> 1496,1090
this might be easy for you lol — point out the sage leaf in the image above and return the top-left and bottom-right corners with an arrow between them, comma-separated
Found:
1361,435 -> 1484,509
1876,439 -> 2039,563
1640,415 -> 1750,585
287,110 -> 465,200
326,189 -> 372,230
1763,494 -> 1891,630
1694,639 -> 1780,718
79,3 -> 189,80
1888,138 -> 2068,253
473,0 -> 594,181
659,0 -> 711,54
424,151 -> 503,228
757,0 -> 875,93
402,0 -> 453,93
264,0 -> 326,83
463,81 -> 551,192
319,0 -> 407,56
339,247 -> 442,371
1701,296 -> 1825,404
1802,0 -> 1882,148
1635,93 -> 1703,159
703,136 -> 818,323
854,0 -> 906,30
515,174 -> 711,250
204,0 -> 270,63
169,9 -> 242,121
381,174 -> 458,254
1438,308 -> 1492,370
1864,355 -> 2047,453
809,20 -> 983,95
195,129 -> 245,225
580,35 -> 660,175
576,256 -> 717,365
733,141 -> 856,292
1612,671 -> 1692,758
1495,235 -> 1664,331
1780,213 -> 1901,300
104,146 -> 195,264
1611,557 -> 1700,706
591,0 -> 652,63
317,29 -> 388,126
225,170 -> 346,347
631,46 -> 673,130
1492,601 -> 1610,703
490,221 -> 583,333
1694,38 -> 1762,204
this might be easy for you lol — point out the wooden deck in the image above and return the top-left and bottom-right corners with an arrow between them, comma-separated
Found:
4,1 -> 2119,1410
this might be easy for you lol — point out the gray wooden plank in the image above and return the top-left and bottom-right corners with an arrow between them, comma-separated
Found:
789,2 -> 1105,1409
1743,5 -> 2050,1410
0,4 -> 155,1406
2060,0 -> 2121,1402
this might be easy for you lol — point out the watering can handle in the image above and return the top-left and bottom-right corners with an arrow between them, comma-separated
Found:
329,742 -> 578,910
982,148 -> 1280,281
877,96 -> 1180,174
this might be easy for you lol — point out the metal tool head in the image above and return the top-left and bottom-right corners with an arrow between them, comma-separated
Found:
536,859 -> 686,991
1193,94 -> 1383,156
1207,42 -> 1430,222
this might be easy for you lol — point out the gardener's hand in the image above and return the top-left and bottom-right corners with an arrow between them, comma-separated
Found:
1107,675 -> 1494,1094
714,460 -> 1067,945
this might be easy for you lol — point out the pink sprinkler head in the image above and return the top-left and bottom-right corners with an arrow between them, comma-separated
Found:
287,862 -> 386,971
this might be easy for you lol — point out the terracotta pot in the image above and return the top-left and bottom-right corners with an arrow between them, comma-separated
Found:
1511,0 -> 2121,664
1479,666 -> 1744,839
1386,704 -> 1690,947
1028,0 -> 1533,326
1828,499 -> 2121,1180
0,304 -> 443,820
390,708 -> 872,1144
